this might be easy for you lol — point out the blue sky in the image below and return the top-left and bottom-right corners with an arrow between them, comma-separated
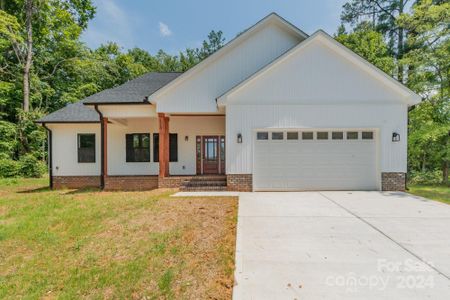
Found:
81,0 -> 347,55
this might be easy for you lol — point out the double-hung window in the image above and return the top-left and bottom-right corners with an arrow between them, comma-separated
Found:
126,133 -> 150,162
78,134 -> 95,163
153,133 -> 178,162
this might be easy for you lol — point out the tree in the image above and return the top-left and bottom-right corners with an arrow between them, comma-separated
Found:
1,0 -> 95,112
398,0 -> 450,184
341,0 -> 413,83
335,22 -> 395,74
196,30 -> 225,60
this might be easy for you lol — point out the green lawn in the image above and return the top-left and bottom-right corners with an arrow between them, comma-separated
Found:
408,184 -> 450,205
0,178 -> 237,299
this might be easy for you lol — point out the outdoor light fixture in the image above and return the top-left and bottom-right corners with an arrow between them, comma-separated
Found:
185,135 -> 189,142
237,133 -> 242,143
392,132 -> 400,142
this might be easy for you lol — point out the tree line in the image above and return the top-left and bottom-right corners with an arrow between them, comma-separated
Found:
335,0 -> 449,184
0,0 -> 448,184
0,0 -> 224,177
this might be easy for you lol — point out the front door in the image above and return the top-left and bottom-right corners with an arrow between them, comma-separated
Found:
203,136 -> 219,174
196,136 -> 225,175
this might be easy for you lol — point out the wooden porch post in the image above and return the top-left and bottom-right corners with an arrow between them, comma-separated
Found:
158,113 -> 169,177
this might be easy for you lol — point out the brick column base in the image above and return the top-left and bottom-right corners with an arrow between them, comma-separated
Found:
53,176 -> 101,189
381,172 -> 406,191
104,176 -> 158,191
227,174 -> 252,191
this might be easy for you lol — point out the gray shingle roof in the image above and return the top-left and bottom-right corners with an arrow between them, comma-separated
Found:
83,72 -> 182,104
37,72 -> 182,123
37,100 -> 100,123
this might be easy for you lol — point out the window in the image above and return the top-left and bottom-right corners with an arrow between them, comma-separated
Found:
257,132 -> 268,140
272,132 -> 284,140
347,131 -> 358,140
362,131 -> 374,140
317,132 -> 329,140
332,132 -> 344,140
78,134 -> 95,163
287,132 -> 299,140
302,132 -> 313,140
126,133 -> 150,162
153,133 -> 178,162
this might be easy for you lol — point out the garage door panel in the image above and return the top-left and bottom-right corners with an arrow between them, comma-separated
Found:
254,130 -> 378,191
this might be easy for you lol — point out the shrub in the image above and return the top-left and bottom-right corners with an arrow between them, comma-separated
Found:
408,170 -> 443,185
18,154 -> 47,178
0,158 -> 20,178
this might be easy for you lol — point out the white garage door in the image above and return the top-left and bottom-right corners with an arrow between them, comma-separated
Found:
253,130 -> 378,191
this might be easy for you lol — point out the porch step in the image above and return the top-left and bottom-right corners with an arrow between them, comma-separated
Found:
183,180 -> 227,187
180,186 -> 228,192
182,175 -> 226,181
179,175 -> 227,191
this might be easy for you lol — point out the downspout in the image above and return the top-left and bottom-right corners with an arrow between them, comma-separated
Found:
94,105 -> 105,189
42,123 -> 53,189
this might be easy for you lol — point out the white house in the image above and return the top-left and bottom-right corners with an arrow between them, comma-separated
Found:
37,13 -> 421,191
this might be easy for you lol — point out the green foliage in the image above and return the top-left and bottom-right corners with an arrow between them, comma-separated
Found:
18,154 -> 47,177
408,170 -> 444,185
340,0 -> 449,184
1,0 -> 226,177
0,120 -> 18,158
0,158 -> 20,178
335,22 -> 395,74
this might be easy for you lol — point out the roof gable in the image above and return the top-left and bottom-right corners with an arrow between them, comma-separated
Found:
218,31 -> 421,106
149,13 -> 308,105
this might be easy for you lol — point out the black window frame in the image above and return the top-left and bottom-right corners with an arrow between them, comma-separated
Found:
153,133 -> 178,162
126,133 -> 150,162
77,134 -> 96,163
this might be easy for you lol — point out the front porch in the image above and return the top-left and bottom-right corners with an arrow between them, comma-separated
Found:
96,106 -> 227,190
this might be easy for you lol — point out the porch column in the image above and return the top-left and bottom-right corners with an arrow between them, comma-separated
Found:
158,113 -> 169,177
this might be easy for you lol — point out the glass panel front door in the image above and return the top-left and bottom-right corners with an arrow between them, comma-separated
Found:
202,136 -> 219,174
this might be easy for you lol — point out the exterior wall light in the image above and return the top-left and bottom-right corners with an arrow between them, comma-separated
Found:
185,135 -> 189,141
392,132 -> 400,142
237,133 -> 243,143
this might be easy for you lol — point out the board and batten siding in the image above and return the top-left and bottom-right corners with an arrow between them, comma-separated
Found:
49,116 -> 225,177
226,104 -> 408,174
48,123 -> 101,176
155,23 -> 303,113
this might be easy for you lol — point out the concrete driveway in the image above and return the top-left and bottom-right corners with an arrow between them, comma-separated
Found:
233,192 -> 450,299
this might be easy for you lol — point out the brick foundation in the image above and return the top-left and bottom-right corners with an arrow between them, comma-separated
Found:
381,172 -> 406,191
104,175 -> 158,191
53,176 -> 100,189
227,174 -> 252,192
158,176 -> 193,188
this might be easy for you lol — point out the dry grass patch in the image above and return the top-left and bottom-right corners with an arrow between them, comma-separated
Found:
0,178 -> 237,299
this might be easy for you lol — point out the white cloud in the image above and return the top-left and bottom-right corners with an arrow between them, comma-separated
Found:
159,22 -> 172,37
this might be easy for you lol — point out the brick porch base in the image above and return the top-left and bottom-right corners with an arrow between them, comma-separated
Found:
381,172 -> 406,191
104,175 -> 158,191
227,174 -> 252,192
